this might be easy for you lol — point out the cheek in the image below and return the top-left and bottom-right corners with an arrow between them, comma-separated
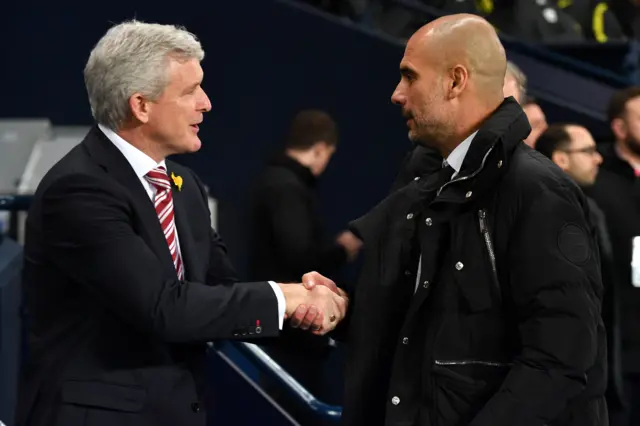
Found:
630,122 -> 640,138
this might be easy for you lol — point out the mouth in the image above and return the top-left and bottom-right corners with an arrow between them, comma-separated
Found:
190,124 -> 200,132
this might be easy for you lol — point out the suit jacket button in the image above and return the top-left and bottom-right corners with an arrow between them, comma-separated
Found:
191,402 -> 200,412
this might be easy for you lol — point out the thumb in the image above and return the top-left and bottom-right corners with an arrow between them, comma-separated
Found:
302,278 -> 315,290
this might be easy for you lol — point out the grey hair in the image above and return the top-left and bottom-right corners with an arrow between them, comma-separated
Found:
84,20 -> 205,130
505,60 -> 527,103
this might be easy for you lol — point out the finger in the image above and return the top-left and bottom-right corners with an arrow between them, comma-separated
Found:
301,272 -> 316,290
303,271 -> 339,294
299,305 -> 318,330
289,304 -> 307,328
312,327 -> 327,336
310,311 -> 324,332
321,314 -> 337,334
337,288 -> 349,302
332,294 -> 347,321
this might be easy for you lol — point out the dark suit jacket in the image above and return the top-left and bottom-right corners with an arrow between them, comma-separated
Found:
249,154 -> 347,354
249,154 -> 347,283
15,126 -> 280,426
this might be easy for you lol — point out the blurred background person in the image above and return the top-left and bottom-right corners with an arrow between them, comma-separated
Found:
248,109 -> 362,425
588,86 -> 640,426
522,99 -> 548,148
536,123 -> 626,423
502,60 -> 527,104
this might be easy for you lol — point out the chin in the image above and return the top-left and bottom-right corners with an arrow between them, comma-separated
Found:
182,136 -> 202,153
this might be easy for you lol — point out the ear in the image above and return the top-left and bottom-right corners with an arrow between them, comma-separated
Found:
611,117 -> 626,141
311,141 -> 325,157
448,64 -> 469,99
551,151 -> 570,171
129,93 -> 152,124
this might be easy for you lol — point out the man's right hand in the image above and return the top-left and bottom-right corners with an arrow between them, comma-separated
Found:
277,283 -> 348,335
336,230 -> 363,261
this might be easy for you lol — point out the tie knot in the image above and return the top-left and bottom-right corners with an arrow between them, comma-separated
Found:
145,166 -> 171,190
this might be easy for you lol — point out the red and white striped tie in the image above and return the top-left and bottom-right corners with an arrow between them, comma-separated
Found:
145,166 -> 184,280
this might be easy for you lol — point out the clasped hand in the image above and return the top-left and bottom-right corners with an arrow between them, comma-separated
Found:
278,272 -> 349,336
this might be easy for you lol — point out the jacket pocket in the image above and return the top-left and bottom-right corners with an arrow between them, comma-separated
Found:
431,362 -> 505,426
61,380 -> 146,412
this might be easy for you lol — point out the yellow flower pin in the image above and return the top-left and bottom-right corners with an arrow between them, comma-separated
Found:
171,172 -> 183,191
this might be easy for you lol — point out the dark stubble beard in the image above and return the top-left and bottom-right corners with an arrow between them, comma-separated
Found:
625,135 -> 640,157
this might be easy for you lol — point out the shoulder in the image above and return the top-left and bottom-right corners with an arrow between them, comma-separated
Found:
257,166 -> 308,194
503,145 -> 585,206
34,144 -> 115,201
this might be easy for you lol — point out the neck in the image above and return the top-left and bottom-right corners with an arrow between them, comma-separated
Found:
285,149 -> 317,175
615,140 -> 640,170
117,124 -> 167,163
438,98 -> 500,158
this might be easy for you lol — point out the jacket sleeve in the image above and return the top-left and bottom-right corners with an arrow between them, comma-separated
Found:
389,145 -> 443,194
265,184 -> 347,277
470,185 -> 603,426
41,173 -> 280,343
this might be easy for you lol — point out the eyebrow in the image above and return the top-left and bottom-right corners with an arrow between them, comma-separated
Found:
184,82 -> 200,93
400,66 -> 417,79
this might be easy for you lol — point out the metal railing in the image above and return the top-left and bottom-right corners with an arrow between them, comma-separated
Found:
229,341 -> 342,421
0,195 -> 32,212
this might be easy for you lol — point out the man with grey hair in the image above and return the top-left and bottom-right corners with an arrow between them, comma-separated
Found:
503,60 -> 527,104
15,20 -> 347,426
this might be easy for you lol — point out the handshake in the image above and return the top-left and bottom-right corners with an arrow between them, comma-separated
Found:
277,271 -> 349,336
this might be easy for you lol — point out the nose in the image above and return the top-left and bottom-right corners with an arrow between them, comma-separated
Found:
391,84 -> 405,106
595,152 -> 603,165
198,87 -> 212,112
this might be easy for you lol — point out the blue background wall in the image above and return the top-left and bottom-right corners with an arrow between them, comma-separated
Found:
2,0 -> 412,276
1,0 -> 619,276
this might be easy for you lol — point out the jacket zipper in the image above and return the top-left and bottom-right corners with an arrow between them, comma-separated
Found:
434,359 -> 511,367
436,146 -> 494,196
478,209 -> 498,281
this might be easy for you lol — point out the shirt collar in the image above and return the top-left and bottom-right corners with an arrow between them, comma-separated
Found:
443,130 -> 478,173
98,123 -> 166,178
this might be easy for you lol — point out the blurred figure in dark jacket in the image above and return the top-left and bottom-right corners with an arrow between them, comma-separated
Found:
536,123 -> 626,423
588,86 -> 640,426
249,109 -> 361,424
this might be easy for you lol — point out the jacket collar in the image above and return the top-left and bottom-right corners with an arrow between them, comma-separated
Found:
82,125 -> 184,278
269,153 -> 317,188
598,142 -> 637,180
428,97 -> 531,206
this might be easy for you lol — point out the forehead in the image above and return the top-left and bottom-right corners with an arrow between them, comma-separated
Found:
524,104 -> 544,121
566,125 -> 594,145
400,33 -> 435,72
166,57 -> 203,85
625,96 -> 640,116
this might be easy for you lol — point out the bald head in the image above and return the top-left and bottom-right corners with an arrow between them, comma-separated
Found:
410,14 -> 506,99
392,14 -> 508,155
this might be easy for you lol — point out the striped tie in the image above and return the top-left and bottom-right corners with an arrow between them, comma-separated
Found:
145,166 -> 184,280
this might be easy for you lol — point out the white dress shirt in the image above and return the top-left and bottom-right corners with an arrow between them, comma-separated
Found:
98,124 -> 285,329
443,130 -> 478,178
414,131 -> 478,293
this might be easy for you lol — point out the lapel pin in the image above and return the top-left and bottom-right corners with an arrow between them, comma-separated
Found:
171,172 -> 183,191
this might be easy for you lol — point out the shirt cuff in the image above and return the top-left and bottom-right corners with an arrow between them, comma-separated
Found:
268,281 -> 286,330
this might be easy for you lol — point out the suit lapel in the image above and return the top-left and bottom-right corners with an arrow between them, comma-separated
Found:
166,164 -> 197,281
83,127 -> 177,277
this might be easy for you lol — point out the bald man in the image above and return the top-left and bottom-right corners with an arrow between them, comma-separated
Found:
341,14 -> 607,426
390,59 -> 528,191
